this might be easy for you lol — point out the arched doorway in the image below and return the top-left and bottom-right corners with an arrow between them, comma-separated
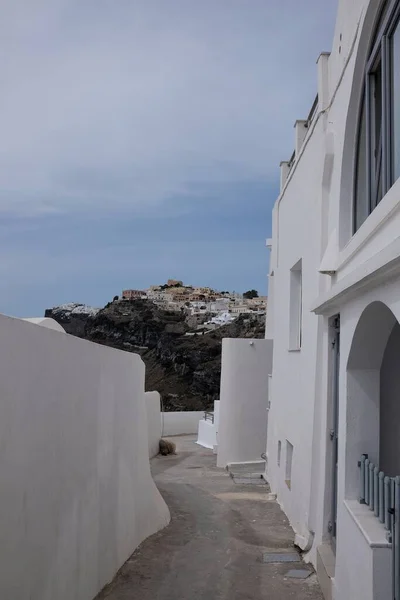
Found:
346,301 -> 399,498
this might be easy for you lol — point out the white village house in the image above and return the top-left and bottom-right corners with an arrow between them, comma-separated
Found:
264,0 -> 400,598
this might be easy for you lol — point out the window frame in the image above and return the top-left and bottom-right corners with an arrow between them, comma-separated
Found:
353,0 -> 400,233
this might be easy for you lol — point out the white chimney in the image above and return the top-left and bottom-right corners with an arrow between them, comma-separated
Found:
317,52 -> 330,111
294,120 -> 308,156
280,161 -> 290,191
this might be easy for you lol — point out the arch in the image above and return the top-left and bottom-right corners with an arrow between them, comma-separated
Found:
338,0 -> 388,248
347,300 -> 397,370
346,300 -> 400,498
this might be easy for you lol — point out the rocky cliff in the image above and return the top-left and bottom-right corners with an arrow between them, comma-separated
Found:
45,300 -> 265,411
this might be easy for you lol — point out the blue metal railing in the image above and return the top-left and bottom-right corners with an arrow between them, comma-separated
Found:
359,454 -> 394,533
359,455 -> 400,600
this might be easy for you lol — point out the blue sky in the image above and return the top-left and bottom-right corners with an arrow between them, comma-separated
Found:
0,0 -> 337,316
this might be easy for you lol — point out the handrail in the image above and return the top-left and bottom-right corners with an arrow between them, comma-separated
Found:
358,454 -> 396,538
204,411 -> 214,424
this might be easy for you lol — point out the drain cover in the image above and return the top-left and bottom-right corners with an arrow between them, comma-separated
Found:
262,552 -> 300,564
285,569 -> 311,579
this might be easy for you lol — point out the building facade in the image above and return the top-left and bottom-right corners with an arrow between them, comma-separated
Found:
122,289 -> 146,300
265,1 -> 400,599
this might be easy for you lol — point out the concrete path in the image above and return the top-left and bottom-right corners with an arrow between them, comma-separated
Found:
96,436 -> 323,600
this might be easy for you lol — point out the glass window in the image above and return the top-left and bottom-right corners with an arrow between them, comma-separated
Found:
369,59 -> 384,209
392,18 -> 400,182
355,101 -> 368,230
354,0 -> 400,233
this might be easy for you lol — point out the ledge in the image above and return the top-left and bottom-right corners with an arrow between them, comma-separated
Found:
311,236 -> 400,315
338,179 -> 400,271
344,499 -> 391,548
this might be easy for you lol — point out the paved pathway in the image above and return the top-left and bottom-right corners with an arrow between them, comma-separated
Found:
96,436 -> 323,600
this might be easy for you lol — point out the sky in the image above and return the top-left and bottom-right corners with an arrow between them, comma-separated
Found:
0,0 -> 337,317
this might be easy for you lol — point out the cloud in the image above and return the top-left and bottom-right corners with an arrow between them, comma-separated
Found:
0,0 -> 337,217
0,0 -> 338,315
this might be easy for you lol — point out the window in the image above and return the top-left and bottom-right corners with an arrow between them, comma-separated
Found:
354,0 -> 400,232
289,259 -> 302,350
285,441 -> 293,489
277,441 -> 281,467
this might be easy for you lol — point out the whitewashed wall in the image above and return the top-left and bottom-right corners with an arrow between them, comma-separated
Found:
161,411 -> 204,436
145,391 -> 162,458
197,400 -> 220,450
217,338 -> 273,467
266,1 -> 400,598
0,314 -> 170,600
22,317 -> 66,332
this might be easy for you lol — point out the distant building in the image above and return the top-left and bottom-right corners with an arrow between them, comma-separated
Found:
207,312 -> 235,326
167,279 -> 183,287
122,289 -> 146,300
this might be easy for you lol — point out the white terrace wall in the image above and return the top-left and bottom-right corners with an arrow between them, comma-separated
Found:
161,411 -> 204,436
0,314 -> 170,600
217,338 -> 273,467
197,400 -> 220,451
22,317 -> 66,332
145,391 -> 162,458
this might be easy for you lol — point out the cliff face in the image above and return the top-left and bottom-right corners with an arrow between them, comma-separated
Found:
45,300 -> 265,411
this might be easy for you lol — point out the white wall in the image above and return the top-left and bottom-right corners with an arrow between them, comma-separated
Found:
197,419 -> 217,450
161,411 -> 204,436
0,314 -> 170,600
22,317 -> 66,332
265,108 -> 325,544
145,391 -> 162,458
217,338 -> 273,467
197,400 -> 220,450
265,1 -> 400,599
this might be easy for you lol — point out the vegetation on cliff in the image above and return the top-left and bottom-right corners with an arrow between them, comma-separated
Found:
45,300 -> 265,411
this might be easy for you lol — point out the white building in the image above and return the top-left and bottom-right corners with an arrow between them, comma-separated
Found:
229,304 -> 253,315
207,311 -> 235,326
265,1 -> 400,599
147,290 -> 173,302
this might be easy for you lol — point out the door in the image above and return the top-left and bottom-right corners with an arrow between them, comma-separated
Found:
329,315 -> 340,550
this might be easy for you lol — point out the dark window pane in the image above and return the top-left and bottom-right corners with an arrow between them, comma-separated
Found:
369,60 -> 383,208
355,99 -> 368,231
392,18 -> 400,183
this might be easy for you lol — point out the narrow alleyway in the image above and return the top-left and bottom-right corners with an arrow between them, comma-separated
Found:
96,436 -> 323,600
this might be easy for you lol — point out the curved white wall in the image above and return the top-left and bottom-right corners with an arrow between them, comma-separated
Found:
145,391 -> 162,458
0,315 -> 170,600
161,411 -> 203,436
217,338 -> 273,467
197,400 -> 220,450
22,317 -> 66,332
197,420 -> 216,449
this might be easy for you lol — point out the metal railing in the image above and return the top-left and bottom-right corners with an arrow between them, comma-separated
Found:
359,454 -> 395,532
359,454 -> 400,599
204,411 -> 214,424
